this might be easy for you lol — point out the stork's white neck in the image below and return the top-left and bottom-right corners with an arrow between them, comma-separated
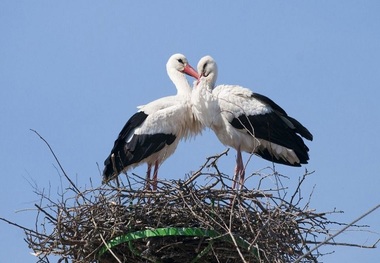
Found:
204,71 -> 217,89
191,78 -> 220,128
167,67 -> 192,96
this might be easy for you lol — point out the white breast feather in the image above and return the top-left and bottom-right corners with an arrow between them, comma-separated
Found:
191,81 -> 220,128
135,94 -> 201,140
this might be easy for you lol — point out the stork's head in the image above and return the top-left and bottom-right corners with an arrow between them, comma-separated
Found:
197,55 -> 218,88
166,53 -> 199,80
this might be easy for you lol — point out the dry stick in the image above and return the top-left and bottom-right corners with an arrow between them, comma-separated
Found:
0,217 -> 45,237
183,149 -> 229,187
228,195 -> 248,263
289,171 -> 308,205
99,232 -> 122,263
30,129 -> 81,195
306,240 -> 378,249
294,202 -> 380,263
35,204 -> 57,223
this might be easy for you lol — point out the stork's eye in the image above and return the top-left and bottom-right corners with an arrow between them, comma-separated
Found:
177,58 -> 184,64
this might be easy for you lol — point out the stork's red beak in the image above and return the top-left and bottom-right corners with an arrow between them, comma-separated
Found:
183,64 -> 199,80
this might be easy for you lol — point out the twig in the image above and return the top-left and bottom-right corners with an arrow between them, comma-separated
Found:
183,148 -> 229,187
34,204 -> 57,223
30,129 -> 81,195
294,202 -> 380,263
0,217 -> 46,237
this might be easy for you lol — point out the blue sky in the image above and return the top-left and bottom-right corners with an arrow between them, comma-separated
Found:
1,1 -> 380,262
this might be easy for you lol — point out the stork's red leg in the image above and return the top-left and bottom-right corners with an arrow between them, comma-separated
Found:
145,164 -> 152,190
238,155 -> 246,190
152,160 -> 159,190
232,168 -> 238,190
232,147 -> 244,189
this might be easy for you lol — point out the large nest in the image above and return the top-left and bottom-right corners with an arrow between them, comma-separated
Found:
25,150 -> 345,263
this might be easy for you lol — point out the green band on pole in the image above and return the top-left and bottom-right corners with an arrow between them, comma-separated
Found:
98,227 -> 257,260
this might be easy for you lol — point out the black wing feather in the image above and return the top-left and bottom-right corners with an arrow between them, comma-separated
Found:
229,93 -> 312,165
252,93 -> 313,141
103,111 -> 176,181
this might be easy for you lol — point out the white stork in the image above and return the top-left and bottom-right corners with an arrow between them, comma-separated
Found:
191,56 -> 313,189
103,54 -> 202,190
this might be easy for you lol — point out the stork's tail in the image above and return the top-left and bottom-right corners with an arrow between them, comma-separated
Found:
102,150 -> 128,183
